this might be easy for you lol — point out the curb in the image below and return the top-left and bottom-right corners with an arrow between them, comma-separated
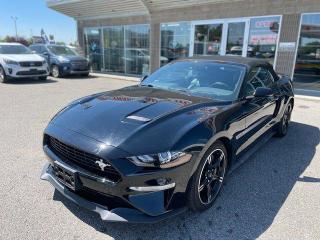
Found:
90,73 -> 140,83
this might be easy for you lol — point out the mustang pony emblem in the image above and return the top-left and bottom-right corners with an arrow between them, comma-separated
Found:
95,159 -> 111,171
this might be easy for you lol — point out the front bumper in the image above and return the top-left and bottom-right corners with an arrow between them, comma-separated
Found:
40,126 -> 197,222
41,163 -> 186,223
60,63 -> 90,75
4,64 -> 49,78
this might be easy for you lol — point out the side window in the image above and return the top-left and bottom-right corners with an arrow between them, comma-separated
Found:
40,46 -> 47,53
244,67 -> 274,96
30,46 -> 39,53
257,67 -> 274,88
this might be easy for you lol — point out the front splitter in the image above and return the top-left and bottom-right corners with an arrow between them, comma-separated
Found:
40,163 -> 187,223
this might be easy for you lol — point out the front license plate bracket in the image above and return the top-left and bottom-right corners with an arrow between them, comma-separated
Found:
53,162 -> 80,191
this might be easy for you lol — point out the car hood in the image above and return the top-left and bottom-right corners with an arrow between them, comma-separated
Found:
58,55 -> 87,61
1,54 -> 44,61
50,86 -> 223,154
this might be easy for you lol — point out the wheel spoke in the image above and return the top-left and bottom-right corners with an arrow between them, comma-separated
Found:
198,183 -> 205,192
212,153 -> 224,168
206,184 -> 212,202
207,155 -> 212,165
198,173 -> 207,192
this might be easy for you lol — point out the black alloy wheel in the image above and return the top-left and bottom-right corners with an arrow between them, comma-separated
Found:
188,141 -> 228,211
276,102 -> 292,137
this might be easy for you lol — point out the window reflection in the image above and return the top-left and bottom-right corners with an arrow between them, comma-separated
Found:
84,28 -> 103,71
226,22 -> 245,56
90,24 -> 150,76
294,14 -> 320,91
247,16 -> 280,65
194,24 -> 222,56
125,25 -> 150,76
161,22 -> 190,66
103,26 -> 125,74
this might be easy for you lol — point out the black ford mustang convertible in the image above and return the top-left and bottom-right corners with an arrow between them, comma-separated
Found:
41,56 -> 294,223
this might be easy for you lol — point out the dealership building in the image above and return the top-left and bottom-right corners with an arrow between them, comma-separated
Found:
47,0 -> 320,92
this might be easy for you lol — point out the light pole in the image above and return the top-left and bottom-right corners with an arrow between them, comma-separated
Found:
11,16 -> 18,41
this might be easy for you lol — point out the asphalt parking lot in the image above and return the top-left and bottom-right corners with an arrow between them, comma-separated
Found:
0,76 -> 319,240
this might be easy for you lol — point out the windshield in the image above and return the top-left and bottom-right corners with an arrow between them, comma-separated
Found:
0,45 -> 32,54
48,46 -> 77,56
142,60 -> 246,101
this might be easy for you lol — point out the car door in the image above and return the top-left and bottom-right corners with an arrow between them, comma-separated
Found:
236,66 -> 278,155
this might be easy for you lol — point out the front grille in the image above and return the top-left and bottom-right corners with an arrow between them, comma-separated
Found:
19,61 -> 43,67
16,70 -> 47,76
71,60 -> 88,71
47,136 -> 121,182
71,60 -> 88,66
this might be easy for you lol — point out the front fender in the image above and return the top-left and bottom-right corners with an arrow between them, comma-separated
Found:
172,118 -> 233,177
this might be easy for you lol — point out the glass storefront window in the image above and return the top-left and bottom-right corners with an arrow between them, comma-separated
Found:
84,16 -> 283,77
294,13 -> 320,91
194,24 -> 223,56
84,24 -> 150,76
247,16 -> 280,64
125,25 -> 150,76
226,22 -> 246,56
103,26 -> 125,74
161,22 -> 191,66
84,28 -> 103,71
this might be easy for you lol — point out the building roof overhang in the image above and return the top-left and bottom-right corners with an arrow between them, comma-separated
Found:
46,0 -> 242,20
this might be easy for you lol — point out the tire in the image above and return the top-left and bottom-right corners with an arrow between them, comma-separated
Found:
275,102 -> 293,137
51,65 -> 61,78
38,76 -> 47,81
0,66 -> 8,83
187,141 -> 228,212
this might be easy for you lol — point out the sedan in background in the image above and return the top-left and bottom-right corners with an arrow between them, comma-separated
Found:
41,56 -> 294,223
0,43 -> 48,83
29,44 -> 90,78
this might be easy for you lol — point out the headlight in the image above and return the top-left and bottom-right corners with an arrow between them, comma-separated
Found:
128,151 -> 191,168
42,60 -> 47,65
4,59 -> 18,65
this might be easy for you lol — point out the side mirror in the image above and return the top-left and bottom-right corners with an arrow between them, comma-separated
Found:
42,52 -> 49,56
140,75 -> 148,82
254,87 -> 273,98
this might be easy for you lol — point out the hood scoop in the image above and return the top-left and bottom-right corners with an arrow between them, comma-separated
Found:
126,115 -> 151,122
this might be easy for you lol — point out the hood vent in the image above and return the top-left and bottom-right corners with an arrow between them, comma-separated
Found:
126,115 -> 151,122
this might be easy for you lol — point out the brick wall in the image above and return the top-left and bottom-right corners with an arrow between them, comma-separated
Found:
275,14 -> 301,77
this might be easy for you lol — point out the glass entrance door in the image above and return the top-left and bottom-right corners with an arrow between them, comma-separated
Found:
190,19 -> 249,57
225,21 -> 248,56
193,23 -> 223,56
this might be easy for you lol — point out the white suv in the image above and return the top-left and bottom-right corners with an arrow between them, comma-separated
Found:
0,43 -> 49,83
